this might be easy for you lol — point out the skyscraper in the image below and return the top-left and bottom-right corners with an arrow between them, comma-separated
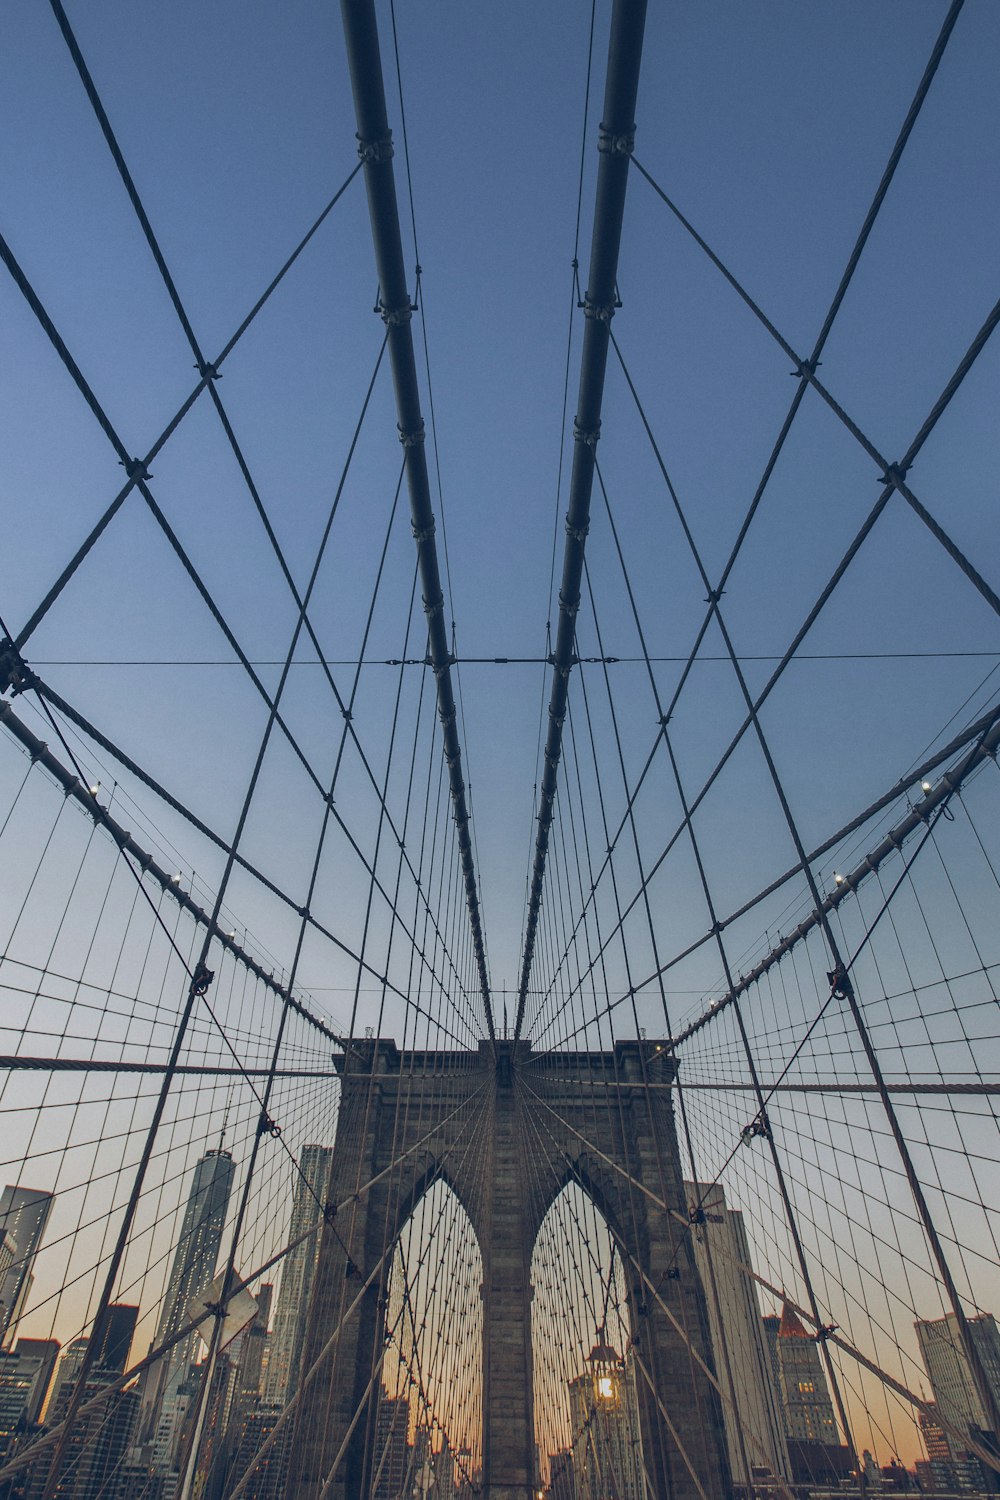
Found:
138,1147 -> 235,1468
916,1312 -> 1000,1445
684,1180 -> 790,1485
770,1302 -> 839,1445
263,1144 -> 332,1405
0,1187 -> 55,1345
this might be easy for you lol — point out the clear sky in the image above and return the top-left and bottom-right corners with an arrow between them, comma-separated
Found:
1,0 -> 999,1475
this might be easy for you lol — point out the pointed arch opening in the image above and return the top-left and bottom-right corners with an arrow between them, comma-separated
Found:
373,1177 -> 483,1495
531,1181 -> 645,1498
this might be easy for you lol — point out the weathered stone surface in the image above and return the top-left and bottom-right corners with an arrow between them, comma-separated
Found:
287,1039 -> 731,1500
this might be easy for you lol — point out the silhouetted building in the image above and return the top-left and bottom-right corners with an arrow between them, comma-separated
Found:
372,1391 -> 409,1499
263,1146 -> 332,1406
0,1190 -> 54,1346
9,1340 -> 58,1426
43,1339 -> 87,1426
90,1304 -> 137,1377
547,1447 -> 577,1499
0,1345 -> 58,1458
137,1147 -> 234,1469
685,1181 -> 789,1485
917,1311 -> 1000,1494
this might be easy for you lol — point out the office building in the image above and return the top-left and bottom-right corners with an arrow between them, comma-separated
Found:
916,1312 -> 1000,1443
0,1188 -> 55,1345
262,1145 -> 332,1403
685,1180 -> 790,1485
372,1390 -> 410,1498
770,1302 -> 839,1446
0,1342 -> 58,1457
138,1147 -> 235,1468
263,1145 -> 332,1405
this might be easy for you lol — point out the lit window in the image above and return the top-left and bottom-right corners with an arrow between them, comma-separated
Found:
597,1375 -> 615,1400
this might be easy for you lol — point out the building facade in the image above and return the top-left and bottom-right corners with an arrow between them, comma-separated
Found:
684,1181 -> 790,1485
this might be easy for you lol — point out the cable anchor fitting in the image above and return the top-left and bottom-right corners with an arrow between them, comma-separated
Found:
121,457 -> 152,483
581,298 -> 618,322
398,420 -> 425,447
741,1110 -> 771,1143
191,963 -> 214,997
357,131 -> 394,165
814,1323 -> 838,1342
826,965 -> 854,1001
880,461 -> 910,490
597,123 -> 636,156
0,641 -> 36,698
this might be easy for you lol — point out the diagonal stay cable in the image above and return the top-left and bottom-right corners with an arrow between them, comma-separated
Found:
523,294 -> 1000,1046
0,263 -> 474,1011
514,0 -> 648,1040
0,689 -> 467,1049
632,159 -> 1000,623
6,162 -> 361,652
340,0 -> 494,1045
46,0 -> 470,861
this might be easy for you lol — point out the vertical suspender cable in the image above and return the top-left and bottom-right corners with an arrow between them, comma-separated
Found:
340,0 -> 495,1050
515,0 -> 648,1039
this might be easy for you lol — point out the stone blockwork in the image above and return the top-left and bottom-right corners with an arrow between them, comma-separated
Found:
287,1038 -> 731,1500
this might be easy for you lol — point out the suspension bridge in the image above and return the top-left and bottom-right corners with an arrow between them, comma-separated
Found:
0,1 -> 998,1498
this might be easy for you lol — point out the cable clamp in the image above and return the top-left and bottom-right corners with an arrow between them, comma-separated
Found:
814,1323 -> 838,1342
344,1259 -> 360,1280
0,641 -> 36,698
121,456 -> 152,483
791,357 -> 820,379
341,708 -> 353,722
357,131 -> 394,164
597,122 -> 635,156
573,419 -> 601,446
664,1267 -> 680,1281
688,1204 -> 706,1226
191,963 -> 214,997
880,461 -> 909,490
257,1112 -> 282,1139
565,516 -> 590,543
411,519 -> 436,543
658,713 -> 671,727
581,298 -> 617,322
826,965 -> 854,1001
196,360 -> 221,382
438,706 -> 457,729
741,1110 -> 771,1143
323,1202 -> 337,1225
704,588 -> 725,605
423,588 -> 445,614
398,420 -> 425,446
558,589 -> 581,619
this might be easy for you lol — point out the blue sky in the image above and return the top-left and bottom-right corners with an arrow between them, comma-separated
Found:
2,0 -> 999,1463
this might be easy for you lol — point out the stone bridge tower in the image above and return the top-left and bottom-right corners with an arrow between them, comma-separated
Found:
288,1038 -> 730,1500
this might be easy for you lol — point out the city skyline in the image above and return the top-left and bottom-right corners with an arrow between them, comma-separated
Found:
0,1 -> 998,1496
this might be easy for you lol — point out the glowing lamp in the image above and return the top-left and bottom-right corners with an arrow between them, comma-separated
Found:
588,1324 -> 623,1407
